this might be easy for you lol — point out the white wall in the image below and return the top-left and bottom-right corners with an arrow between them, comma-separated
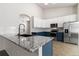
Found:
0,3 -> 43,34
77,4 -> 79,21
43,6 -> 77,19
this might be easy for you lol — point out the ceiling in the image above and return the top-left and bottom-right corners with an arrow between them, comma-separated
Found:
37,3 -> 77,9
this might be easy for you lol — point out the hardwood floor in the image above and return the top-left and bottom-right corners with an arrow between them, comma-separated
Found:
53,40 -> 79,56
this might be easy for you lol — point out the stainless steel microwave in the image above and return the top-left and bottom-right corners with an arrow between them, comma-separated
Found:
50,23 -> 58,28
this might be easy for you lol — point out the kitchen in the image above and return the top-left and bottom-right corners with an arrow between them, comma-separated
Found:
0,3 -> 79,56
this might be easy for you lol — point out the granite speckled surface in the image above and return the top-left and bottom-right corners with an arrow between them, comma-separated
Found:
1,34 -> 53,52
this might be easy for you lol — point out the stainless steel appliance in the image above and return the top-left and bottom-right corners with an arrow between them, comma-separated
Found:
64,22 -> 70,43
50,23 -> 58,37
64,22 -> 78,45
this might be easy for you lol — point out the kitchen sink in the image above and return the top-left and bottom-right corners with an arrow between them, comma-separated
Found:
17,34 -> 33,37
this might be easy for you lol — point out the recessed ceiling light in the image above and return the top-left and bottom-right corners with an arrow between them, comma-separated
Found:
44,3 -> 48,5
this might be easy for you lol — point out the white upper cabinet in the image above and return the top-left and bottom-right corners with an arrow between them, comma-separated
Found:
34,17 -> 42,28
38,20 -> 50,28
57,17 -> 64,27
33,14 -> 76,28
63,14 -> 76,22
34,17 -> 50,28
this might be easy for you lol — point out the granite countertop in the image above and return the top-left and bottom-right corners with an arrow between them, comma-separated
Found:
0,34 -> 53,52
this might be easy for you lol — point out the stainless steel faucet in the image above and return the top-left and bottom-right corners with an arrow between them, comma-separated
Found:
18,24 -> 25,35
18,14 -> 32,45
19,14 -> 31,34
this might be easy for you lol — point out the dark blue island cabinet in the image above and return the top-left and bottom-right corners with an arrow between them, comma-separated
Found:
32,32 -> 53,56
42,41 -> 53,56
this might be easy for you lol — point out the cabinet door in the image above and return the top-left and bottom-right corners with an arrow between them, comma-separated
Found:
42,41 -> 53,56
56,32 -> 64,42
41,20 -> 50,28
34,18 -> 50,28
63,14 -> 76,22
68,15 -> 76,22
57,17 -> 64,27
34,18 -> 42,28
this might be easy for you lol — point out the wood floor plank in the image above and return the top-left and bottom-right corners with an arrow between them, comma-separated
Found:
53,40 -> 79,56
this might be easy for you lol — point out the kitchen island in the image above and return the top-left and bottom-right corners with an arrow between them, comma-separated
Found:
0,34 -> 53,56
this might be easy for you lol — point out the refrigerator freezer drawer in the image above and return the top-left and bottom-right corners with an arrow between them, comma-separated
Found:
70,33 -> 78,45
